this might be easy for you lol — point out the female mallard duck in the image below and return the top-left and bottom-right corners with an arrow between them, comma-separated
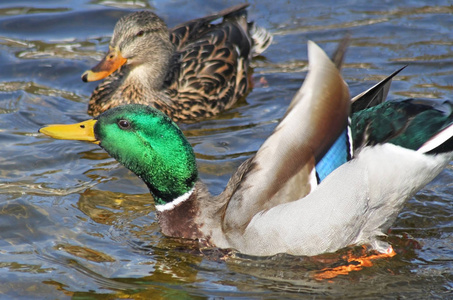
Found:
41,42 -> 453,259
82,4 -> 272,122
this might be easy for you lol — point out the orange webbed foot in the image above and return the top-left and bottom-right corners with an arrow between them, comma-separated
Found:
314,245 -> 396,281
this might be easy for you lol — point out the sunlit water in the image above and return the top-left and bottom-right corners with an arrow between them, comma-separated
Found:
0,0 -> 452,298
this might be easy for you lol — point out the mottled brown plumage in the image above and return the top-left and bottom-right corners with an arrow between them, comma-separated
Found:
83,4 -> 272,122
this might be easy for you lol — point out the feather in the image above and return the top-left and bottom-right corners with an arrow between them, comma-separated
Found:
223,41 -> 350,232
351,66 -> 407,112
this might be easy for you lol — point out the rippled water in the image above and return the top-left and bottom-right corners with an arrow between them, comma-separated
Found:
0,0 -> 452,298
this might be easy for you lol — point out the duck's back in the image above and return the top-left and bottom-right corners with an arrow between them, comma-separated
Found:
170,4 -> 252,52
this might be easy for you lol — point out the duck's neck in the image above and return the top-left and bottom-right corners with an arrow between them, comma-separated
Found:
119,54 -> 177,117
155,185 -> 203,240
125,63 -> 166,91
138,140 -> 198,206
154,186 -> 196,212
124,43 -> 174,92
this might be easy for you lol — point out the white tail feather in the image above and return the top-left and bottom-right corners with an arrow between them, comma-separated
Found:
250,22 -> 273,56
417,123 -> 453,153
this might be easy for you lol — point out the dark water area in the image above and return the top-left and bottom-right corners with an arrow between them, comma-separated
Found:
0,0 -> 452,298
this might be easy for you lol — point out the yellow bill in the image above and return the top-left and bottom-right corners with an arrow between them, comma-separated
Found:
39,119 -> 99,144
81,47 -> 127,82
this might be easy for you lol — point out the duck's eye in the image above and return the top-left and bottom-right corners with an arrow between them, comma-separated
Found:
117,119 -> 131,129
136,30 -> 145,37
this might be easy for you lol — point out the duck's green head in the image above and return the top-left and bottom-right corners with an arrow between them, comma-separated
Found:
39,105 -> 198,205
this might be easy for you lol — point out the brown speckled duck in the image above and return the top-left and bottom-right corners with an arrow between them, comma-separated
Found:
82,4 -> 272,122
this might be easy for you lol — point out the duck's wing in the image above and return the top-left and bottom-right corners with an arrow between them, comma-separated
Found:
164,33 -> 249,121
331,34 -> 351,70
315,65 -> 407,181
164,4 -> 272,121
352,98 -> 453,152
351,66 -> 406,113
222,41 -> 350,233
234,99 -> 453,257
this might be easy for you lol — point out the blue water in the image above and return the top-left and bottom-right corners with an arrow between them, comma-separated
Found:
0,0 -> 452,298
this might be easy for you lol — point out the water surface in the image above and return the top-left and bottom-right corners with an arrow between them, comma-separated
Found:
0,0 -> 452,298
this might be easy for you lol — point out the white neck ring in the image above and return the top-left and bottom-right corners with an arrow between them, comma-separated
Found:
155,187 -> 195,212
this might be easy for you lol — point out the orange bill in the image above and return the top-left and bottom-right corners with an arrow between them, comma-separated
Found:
39,119 -> 99,144
81,47 -> 127,82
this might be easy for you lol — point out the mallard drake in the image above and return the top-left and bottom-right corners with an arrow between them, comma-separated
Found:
82,4 -> 273,122
40,41 -> 453,259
